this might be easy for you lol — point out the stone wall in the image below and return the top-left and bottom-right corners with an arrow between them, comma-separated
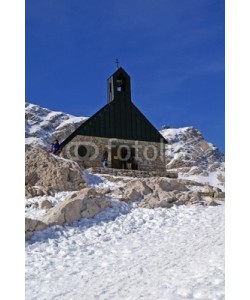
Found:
87,167 -> 177,178
60,135 -> 166,172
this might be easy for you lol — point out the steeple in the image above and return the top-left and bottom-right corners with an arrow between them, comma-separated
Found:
107,67 -> 131,103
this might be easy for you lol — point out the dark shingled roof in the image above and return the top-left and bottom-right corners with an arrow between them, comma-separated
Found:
58,67 -> 167,152
58,99 -> 167,151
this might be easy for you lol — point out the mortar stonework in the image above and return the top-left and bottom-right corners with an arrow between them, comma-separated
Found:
60,135 -> 166,171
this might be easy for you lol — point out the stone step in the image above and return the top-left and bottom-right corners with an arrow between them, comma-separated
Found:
86,167 -> 178,178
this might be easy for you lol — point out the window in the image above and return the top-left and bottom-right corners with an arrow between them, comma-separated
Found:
116,75 -> 126,92
78,145 -> 87,158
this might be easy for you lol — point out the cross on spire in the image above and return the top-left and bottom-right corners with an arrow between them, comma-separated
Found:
115,58 -> 120,69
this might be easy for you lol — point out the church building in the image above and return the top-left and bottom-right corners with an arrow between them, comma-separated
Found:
57,66 -> 167,172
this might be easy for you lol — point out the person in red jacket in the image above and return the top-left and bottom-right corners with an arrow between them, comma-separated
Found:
48,143 -> 54,153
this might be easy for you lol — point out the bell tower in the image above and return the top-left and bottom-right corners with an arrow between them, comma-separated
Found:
107,66 -> 131,103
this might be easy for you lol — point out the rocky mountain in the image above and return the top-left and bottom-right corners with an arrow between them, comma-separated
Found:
161,127 -> 225,189
25,102 -> 88,149
25,103 -> 225,189
25,102 -> 225,240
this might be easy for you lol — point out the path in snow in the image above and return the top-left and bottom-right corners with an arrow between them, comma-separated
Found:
26,200 -> 224,300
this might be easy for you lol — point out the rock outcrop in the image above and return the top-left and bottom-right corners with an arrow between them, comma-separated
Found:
111,177 -> 224,209
25,102 -> 87,149
160,127 -> 225,190
25,145 -> 86,197
39,200 -> 53,210
42,188 -> 111,226
25,218 -> 47,240
113,177 -> 188,202
161,127 -> 224,170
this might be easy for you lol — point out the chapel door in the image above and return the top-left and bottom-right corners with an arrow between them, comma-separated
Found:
111,147 -> 129,169
111,147 -> 121,169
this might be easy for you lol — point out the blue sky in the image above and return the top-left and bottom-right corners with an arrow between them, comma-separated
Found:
26,0 -> 225,153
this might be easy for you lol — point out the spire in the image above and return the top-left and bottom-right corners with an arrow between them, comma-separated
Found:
115,58 -> 120,69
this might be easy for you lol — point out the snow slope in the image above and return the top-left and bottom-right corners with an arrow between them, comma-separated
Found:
26,200 -> 224,300
26,173 -> 224,300
25,104 -> 225,299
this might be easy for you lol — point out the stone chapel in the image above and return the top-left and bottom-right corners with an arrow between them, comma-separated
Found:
57,67 -> 167,172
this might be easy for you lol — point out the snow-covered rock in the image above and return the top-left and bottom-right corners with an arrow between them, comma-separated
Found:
113,178 -> 189,201
42,188 -> 111,226
161,126 -> 225,190
161,127 -> 224,169
25,218 -> 47,240
115,179 -> 153,202
203,196 -> 220,206
139,192 -> 177,209
25,102 -> 87,149
108,176 -> 222,208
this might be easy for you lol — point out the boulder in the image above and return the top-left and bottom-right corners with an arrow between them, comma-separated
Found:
176,179 -> 203,187
40,200 -> 53,210
25,145 -> 86,197
111,178 -> 190,206
42,188 -> 111,226
155,190 -> 177,203
214,191 -> 225,199
25,218 -> 47,240
120,180 -> 153,202
25,186 -> 50,198
201,185 -> 215,195
139,196 -> 161,209
197,185 -> 215,197
123,189 -> 141,202
203,196 -> 220,206
188,167 -> 203,175
175,192 -> 191,205
189,192 -> 201,204
212,187 -> 222,193
139,191 -> 178,209
156,178 -> 189,192
95,186 -> 111,195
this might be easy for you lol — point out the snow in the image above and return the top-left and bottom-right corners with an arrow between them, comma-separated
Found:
25,137 -> 45,148
25,191 -> 74,220
25,102 -> 87,148
179,171 -> 225,192
83,170 -> 130,191
26,174 -> 224,300
56,116 -> 88,130
161,126 -> 192,137
25,105 -> 225,299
